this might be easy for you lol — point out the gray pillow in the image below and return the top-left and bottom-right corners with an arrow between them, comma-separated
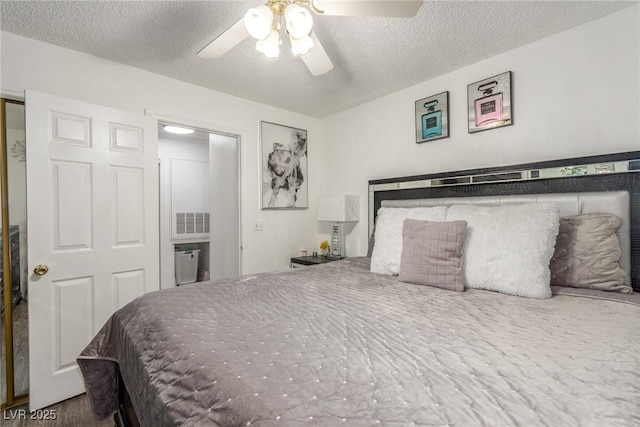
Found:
550,212 -> 631,293
399,219 -> 468,291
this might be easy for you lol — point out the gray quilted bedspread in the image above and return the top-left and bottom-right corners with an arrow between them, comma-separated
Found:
78,258 -> 640,427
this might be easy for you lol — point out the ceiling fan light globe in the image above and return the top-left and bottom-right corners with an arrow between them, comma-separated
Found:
291,35 -> 314,56
244,5 -> 273,40
256,30 -> 280,59
285,4 -> 313,39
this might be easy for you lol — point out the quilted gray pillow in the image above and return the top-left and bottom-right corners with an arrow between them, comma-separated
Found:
399,219 -> 468,291
550,212 -> 631,293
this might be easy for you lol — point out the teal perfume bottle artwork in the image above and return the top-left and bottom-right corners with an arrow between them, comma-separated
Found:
421,99 -> 442,139
415,91 -> 449,144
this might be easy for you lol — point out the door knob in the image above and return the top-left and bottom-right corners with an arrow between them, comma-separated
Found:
33,264 -> 49,276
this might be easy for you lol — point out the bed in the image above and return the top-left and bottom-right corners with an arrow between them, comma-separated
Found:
79,151 -> 640,427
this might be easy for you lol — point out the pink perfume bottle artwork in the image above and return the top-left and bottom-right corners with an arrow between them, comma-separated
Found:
474,80 -> 503,126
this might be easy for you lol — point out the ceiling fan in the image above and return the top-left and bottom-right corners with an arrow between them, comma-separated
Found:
197,0 -> 423,76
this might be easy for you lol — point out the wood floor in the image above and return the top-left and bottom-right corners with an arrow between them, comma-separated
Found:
2,300 -> 29,402
1,394 -> 114,427
0,300 -> 115,427
3,301 -> 114,426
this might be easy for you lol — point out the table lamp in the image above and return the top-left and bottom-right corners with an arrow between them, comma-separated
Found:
317,195 -> 359,258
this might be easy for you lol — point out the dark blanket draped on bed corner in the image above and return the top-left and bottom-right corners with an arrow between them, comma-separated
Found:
78,258 -> 640,427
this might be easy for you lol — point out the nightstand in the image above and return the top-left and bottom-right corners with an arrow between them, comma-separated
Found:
290,256 -> 337,268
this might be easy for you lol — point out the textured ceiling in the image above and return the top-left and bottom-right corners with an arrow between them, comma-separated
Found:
1,1 -> 636,118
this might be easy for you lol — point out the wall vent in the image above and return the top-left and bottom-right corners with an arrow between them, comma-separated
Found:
176,213 -> 210,235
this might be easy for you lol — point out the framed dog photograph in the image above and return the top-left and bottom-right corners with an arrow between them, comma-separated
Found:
260,121 -> 308,209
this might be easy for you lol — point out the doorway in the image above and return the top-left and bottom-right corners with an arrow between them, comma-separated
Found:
158,122 -> 241,289
1,98 -> 28,409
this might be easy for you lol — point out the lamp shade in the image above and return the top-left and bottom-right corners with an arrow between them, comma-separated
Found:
317,195 -> 359,222
285,4 -> 313,39
290,34 -> 314,56
244,5 -> 273,40
256,29 -> 280,59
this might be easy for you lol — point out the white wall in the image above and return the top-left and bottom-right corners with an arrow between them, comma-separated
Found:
3,5 -> 639,270
1,32 -> 324,274
320,5 -> 640,256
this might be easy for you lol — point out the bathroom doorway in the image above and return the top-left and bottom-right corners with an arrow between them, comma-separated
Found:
158,122 -> 241,289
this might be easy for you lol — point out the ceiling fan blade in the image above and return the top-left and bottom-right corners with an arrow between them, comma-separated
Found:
300,32 -> 334,76
197,18 -> 249,59
311,0 -> 423,17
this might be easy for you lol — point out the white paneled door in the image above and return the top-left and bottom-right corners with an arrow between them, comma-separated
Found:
25,90 -> 159,409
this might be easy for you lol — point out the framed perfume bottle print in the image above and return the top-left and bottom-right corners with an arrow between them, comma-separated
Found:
467,71 -> 512,133
415,91 -> 449,143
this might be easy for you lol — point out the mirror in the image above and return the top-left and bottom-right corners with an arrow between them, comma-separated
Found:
1,98 -> 28,408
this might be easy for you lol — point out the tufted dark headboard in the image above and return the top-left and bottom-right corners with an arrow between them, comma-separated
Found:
368,151 -> 640,291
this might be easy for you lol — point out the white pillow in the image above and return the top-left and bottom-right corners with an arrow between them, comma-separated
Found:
370,206 -> 447,275
446,203 -> 560,299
